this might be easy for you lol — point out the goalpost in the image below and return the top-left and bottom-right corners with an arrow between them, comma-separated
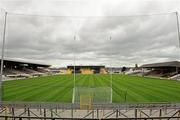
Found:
72,36 -> 113,109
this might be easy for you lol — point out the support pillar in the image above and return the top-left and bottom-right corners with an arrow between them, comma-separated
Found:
135,109 -> 137,118
50,108 -> 53,118
92,109 -> 94,119
27,108 -> 30,120
116,109 -> 118,118
149,109 -> 152,116
44,108 -> 46,120
159,109 -> 162,120
97,109 -> 99,119
40,107 -> 42,115
12,107 -> 15,118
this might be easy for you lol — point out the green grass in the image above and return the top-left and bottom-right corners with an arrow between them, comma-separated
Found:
2,74 -> 180,103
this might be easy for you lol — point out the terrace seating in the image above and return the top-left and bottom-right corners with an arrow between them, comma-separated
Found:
22,68 -> 44,76
3,68 -> 15,75
169,74 -> 180,80
145,69 -> 177,78
2,67 -> 48,80
37,68 -> 49,73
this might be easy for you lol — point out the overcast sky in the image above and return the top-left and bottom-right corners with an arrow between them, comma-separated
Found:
0,0 -> 180,67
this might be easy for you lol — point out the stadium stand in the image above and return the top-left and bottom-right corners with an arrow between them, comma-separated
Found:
0,58 -> 50,80
67,65 -> 107,74
126,69 -> 144,76
106,67 -> 122,74
140,61 -> 180,80
49,67 -> 65,74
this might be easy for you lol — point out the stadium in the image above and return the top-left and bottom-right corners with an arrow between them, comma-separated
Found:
0,10 -> 180,119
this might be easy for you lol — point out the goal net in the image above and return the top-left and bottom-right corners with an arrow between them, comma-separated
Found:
73,86 -> 112,104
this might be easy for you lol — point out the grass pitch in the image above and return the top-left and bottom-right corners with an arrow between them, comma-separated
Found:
3,74 -> 180,103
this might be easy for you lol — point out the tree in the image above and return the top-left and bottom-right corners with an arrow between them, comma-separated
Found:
121,66 -> 127,72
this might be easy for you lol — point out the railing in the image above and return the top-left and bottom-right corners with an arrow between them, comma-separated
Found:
0,116 -> 180,120
0,102 -> 180,119
0,101 -> 180,109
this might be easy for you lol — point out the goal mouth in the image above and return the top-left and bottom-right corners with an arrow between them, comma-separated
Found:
72,86 -> 112,105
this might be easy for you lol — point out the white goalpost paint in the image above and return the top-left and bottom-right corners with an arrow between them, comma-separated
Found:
109,36 -> 113,103
72,35 -> 76,103
0,12 -> 7,101
72,87 -> 75,103
175,12 -> 180,80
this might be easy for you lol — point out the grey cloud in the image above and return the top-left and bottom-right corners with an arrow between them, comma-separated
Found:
0,0 -> 180,67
